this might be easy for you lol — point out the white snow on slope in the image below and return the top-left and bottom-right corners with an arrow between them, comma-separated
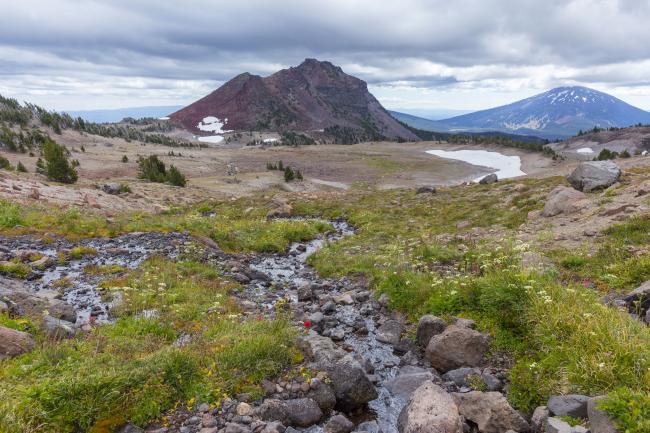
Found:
197,116 -> 230,133
576,147 -> 594,154
198,135 -> 224,143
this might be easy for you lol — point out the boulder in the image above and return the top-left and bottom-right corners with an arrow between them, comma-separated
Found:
102,183 -> 122,195
415,315 -> 446,348
587,396 -> 618,433
425,325 -> 490,372
397,381 -> 463,433
441,367 -> 482,388
416,186 -> 436,194
545,417 -> 589,433
284,398 -> 323,427
325,414 -> 354,433
376,319 -> 403,345
116,424 -> 144,433
306,380 -> 337,412
567,161 -> 621,192
297,332 -> 377,411
531,406 -> 550,432
0,325 -> 35,359
267,197 -> 292,219
385,366 -> 437,397
453,391 -> 530,433
547,394 -> 589,419
42,315 -> 76,339
297,283 -> 314,302
541,186 -> 591,217
258,399 -> 289,423
479,173 -> 498,185
624,279 -> 650,316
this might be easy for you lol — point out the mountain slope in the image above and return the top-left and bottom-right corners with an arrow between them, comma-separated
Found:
170,59 -> 418,140
441,86 -> 650,138
389,110 -> 451,132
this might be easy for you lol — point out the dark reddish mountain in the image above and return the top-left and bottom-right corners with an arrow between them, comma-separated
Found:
170,59 -> 418,141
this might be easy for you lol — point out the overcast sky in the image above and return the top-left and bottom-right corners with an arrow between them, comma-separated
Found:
2,0 -> 650,113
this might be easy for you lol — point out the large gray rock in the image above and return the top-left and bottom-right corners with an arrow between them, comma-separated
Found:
42,315 -> 76,339
531,406 -> 550,432
0,325 -> 35,359
442,367 -> 482,388
567,161 -> 621,192
297,332 -> 377,411
547,394 -> 589,418
425,325 -> 490,372
397,381 -> 463,433
479,173 -> 498,185
545,417 -> 589,433
325,414 -> 354,433
376,319 -> 404,345
624,279 -> 650,316
415,315 -> 446,348
306,380 -> 337,412
587,396 -> 618,433
284,398 -> 323,427
453,391 -> 530,433
541,186 -> 591,217
385,366 -> 437,397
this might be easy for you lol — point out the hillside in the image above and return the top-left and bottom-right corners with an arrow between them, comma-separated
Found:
548,125 -> 650,158
170,59 -> 418,141
440,86 -> 650,139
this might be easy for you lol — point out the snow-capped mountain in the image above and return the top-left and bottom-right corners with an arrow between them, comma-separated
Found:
440,86 -> 650,138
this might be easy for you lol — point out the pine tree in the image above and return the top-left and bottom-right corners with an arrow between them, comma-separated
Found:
16,161 -> 27,172
42,139 -> 78,183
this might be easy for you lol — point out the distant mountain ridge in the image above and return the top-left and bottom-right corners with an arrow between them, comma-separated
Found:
67,106 -> 182,123
439,86 -> 650,138
170,59 -> 418,141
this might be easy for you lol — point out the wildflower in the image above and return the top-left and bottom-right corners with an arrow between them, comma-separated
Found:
304,320 -> 312,328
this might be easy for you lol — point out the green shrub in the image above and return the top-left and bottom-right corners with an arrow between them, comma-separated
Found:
16,161 -> 27,172
137,155 -> 167,183
0,155 -> 12,170
595,149 -> 618,160
42,139 -> 78,183
121,155 -> 128,163
0,201 -> 23,228
166,165 -> 186,187
283,166 -> 295,182
599,389 -> 650,433
137,155 -> 186,187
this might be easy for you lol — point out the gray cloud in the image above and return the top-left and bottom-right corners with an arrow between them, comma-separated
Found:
2,0 -> 650,110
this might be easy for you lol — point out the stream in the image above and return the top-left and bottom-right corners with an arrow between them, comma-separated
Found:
1,220 -> 438,433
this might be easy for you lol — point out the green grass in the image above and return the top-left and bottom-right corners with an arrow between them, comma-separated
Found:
290,179 -> 649,429
0,260 -> 31,278
0,198 -> 330,253
68,246 -> 98,260
0,258 -> 299,433
552,214 -> 650,292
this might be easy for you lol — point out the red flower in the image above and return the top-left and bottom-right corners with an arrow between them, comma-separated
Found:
304,320 -> 312,329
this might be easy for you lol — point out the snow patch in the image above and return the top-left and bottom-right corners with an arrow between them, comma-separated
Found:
198,135 -> 224,144
426,149 -> 525,181
197,116 -> 231,133
158,116 -> 170,120
263,138 -> 278,143
576,147 -> 594,154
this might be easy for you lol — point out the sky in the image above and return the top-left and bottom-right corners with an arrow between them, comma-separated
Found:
2,0 -> 650,113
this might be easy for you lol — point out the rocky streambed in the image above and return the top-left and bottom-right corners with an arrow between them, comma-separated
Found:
1,219 -> 611,433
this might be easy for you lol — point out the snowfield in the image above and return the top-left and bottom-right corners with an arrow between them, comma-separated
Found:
576,147 -> 594,154
198,135 -> 224,143
426,149 -> 525,181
